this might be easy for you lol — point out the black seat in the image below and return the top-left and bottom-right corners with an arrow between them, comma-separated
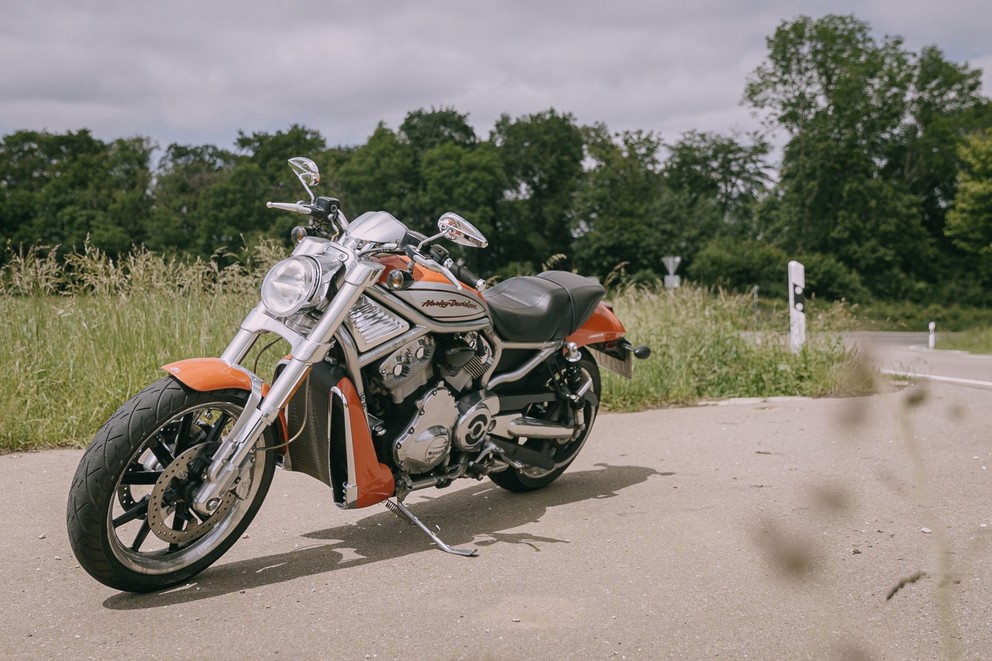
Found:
483,271 -> 605,342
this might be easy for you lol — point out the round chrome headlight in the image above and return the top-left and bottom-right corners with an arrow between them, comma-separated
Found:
260,256 -> 321,317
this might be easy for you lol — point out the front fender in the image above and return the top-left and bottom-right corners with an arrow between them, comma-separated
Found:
162,358 -> 288,450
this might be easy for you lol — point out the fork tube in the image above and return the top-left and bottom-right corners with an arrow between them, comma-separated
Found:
192,260 -> 383,516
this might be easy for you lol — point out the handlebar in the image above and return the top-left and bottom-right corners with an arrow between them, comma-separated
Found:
266,201 -> 312,214
447,260 -> 486,291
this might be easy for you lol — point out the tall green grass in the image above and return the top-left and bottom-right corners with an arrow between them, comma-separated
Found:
602,285 -> 872,410
939,327 -> 992,354
1,246 -> 872,452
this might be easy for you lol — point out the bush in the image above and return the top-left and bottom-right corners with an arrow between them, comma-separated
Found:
688,237 -> 789,298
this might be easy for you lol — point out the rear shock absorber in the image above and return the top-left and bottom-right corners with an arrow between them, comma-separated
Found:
562,342 -> 592,408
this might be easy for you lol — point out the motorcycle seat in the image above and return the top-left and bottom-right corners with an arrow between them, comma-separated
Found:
482,271 -> 606,343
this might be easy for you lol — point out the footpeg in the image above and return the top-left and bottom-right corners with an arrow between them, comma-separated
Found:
384,499 -> 477,557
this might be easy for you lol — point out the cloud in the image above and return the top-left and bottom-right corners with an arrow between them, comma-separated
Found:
0,0 -> 988,150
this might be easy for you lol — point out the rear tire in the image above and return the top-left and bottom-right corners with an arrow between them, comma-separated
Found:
489,354 -> 601,493
66,377 -> 277,592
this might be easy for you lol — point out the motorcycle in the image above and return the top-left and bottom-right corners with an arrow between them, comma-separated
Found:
66,156 -> 650,592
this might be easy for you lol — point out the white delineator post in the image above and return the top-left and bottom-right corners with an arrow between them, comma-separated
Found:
788,260 -> 806,353
928,321 -> 936,349
662,255 -> 682,289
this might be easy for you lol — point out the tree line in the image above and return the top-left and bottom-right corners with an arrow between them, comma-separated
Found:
2,14 -> 991,303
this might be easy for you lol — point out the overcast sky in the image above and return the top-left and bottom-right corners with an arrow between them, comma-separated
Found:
2,0 -> 990,156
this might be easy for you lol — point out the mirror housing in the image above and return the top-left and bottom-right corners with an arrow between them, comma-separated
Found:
289,157 -> 320,203
437,212 -> 488,249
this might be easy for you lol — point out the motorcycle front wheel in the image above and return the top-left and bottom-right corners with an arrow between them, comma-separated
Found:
66,377 -> 277,592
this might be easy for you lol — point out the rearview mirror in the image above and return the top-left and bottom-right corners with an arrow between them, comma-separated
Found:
437,212 -> 488,249
288,157 -> 320,203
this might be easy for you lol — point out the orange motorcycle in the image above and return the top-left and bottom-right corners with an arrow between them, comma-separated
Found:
66,157 -> 650,592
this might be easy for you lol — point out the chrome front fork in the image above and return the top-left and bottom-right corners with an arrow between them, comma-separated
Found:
191,258 -> 382,516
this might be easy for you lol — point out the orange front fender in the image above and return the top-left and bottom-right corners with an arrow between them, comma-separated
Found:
567,302 -> 626,348
162,358 -> 289,450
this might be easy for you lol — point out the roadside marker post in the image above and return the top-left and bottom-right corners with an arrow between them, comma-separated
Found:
928,321 -> 936,349
788,261 -> 806,353
662,255 -> 682,289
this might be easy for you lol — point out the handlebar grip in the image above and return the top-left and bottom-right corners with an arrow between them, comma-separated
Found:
452,263 -> 484,290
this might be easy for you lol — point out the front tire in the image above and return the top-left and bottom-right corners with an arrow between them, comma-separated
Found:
66,377 -> 277,592
489,354 -> 601,493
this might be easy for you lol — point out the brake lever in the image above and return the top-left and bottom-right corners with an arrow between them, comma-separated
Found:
410,251 -> 463,290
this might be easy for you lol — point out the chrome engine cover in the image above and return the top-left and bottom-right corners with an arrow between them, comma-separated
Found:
374,335 -> 436,403
393,385 -> 457,474
453,392 -> 500,450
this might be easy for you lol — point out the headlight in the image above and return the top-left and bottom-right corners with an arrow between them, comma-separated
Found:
260,256 -> 322,317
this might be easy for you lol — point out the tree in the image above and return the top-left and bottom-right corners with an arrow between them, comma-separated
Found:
745,14 -> 991,300
572,127 -> 670,278
418,141 -> 505,271
148,144 -> 237,253
491,109 -> 585,269
336,123 -> 417,222
399,107 -> 477,154
0,130 -> 154,256
662,131 -> 772,242
946,130 -> 992,254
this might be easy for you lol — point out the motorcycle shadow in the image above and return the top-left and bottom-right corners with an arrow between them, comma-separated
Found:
103,463 -> 670,609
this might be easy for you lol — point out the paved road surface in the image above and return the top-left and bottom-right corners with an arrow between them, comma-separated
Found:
848,331 -> 992,386
3,369 -> 991,659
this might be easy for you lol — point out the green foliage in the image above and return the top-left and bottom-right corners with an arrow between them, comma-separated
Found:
600,285 -> 873,410
399,107 -> 477,153
336,122 -> 419,222
572,127 -> 669,276
2,13 -> 992,304
662,130 -> 772,230
939,327 -> 992,354
689,237 -> 789,297
0,130 -> 154,255
946,130 -> 992,254
745,14 -> 991,303
852,300 -> 992,332
492,109 -> 585,268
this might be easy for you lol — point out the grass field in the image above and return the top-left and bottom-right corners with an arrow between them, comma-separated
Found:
0,246 -> 874,453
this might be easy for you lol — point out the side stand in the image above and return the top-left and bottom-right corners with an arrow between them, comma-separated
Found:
384,499 -> 477,557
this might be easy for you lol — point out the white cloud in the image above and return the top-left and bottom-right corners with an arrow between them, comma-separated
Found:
0,0 -> 989,150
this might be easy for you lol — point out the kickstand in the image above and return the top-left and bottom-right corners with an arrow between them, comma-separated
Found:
384,499 -> 477,557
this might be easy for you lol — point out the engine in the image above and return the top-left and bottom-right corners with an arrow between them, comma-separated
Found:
372,336 -> 436,403
364,331 -> 497,475
391,384 -> 501,475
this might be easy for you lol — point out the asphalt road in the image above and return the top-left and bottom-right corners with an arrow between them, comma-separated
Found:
848,331 -> 992,386
3,342 -> 991,659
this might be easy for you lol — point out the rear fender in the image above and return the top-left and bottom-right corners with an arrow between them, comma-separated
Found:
162,358 -> 289,450
567,303 -> 637,378
567,302 -> 625,348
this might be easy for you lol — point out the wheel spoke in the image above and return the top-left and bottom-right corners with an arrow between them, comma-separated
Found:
129,521 -> 152,551
146,435 -> 175,467
203,411 -> 232,446
113,497 -> 149,528
172,505 -> 190,531
120,469 -> 161,486
173,412 -> 195,453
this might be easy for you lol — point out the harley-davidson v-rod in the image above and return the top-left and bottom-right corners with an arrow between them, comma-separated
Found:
66,157 -> 650,592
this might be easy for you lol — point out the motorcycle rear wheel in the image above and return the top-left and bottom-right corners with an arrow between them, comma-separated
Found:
489,354 -> 601,493
66,377 -> 276,592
